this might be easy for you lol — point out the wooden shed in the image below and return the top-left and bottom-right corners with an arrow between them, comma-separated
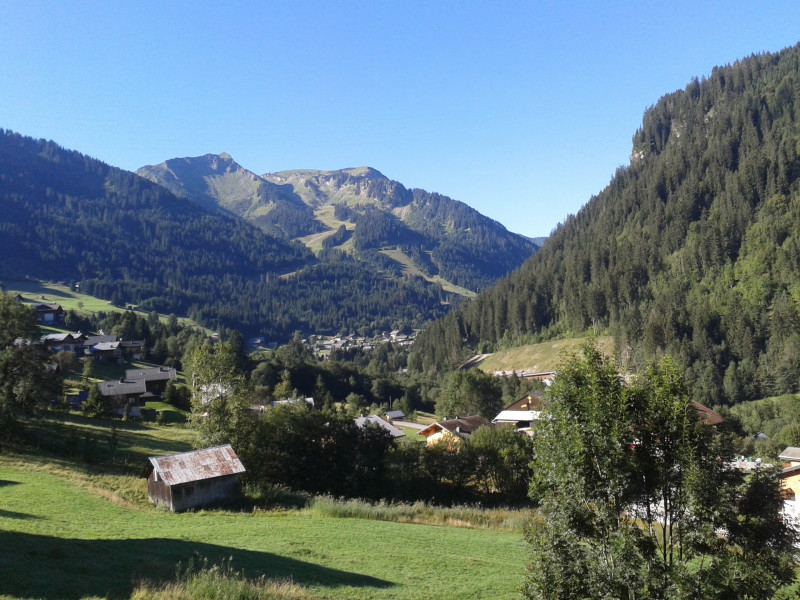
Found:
143,445 -> 246,512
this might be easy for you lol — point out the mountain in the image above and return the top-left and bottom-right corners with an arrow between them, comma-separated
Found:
411,43 -> 800,407
137,160 -> 538,294
0,129 -> 310,323
0,130 -> 533,340
136,154 -> 324,239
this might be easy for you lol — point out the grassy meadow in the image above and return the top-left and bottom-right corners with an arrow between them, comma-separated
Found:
3,279 -> 202,329
0,419 -> 528,600
478,335 -> 614,374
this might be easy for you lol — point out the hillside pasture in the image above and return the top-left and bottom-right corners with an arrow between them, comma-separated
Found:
3,280 -> 201,329
0,455 -> 526,599
478,335 -> 614,374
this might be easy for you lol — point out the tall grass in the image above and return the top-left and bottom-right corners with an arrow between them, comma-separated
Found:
310,496 -> 532,532
132,558 -> 319,600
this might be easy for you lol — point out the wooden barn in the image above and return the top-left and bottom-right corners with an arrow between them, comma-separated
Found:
143,445 -> 246,512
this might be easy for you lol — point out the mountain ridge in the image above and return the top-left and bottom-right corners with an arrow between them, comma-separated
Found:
138,156 -> 539,294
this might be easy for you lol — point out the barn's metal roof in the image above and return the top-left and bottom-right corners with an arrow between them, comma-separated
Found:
148,445 -> 246,486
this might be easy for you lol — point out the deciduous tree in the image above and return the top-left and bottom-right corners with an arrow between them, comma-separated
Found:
526,341 -> 796,600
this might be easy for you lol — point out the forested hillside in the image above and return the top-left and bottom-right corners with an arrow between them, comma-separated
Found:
0,131 -> 449,338
412,44 -> 800,406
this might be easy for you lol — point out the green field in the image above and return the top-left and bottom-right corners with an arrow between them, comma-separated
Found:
478,336 -> 614,374
3,279 -> 203,329
0,420 -> 527,599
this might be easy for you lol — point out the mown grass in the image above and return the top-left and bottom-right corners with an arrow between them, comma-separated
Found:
0,455 -> 527,599
478,335 -> 614,374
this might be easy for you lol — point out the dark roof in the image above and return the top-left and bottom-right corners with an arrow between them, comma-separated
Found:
691,402 -> 724,426
98,379 -> 146,396
145,445 -> 246,485
385,410 -> 405,420
125,366 -> 177,382
41,333 -> 74,343
84,335 -> 119,345
33,302 -> 62,311
503,394 -> 542,412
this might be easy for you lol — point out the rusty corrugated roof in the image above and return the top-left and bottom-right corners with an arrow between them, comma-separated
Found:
148,444 -> 245,486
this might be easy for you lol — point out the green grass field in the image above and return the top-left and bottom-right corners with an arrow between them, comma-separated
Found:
3,279 -> 203,330
478,336 -> 614,374
0,455 -> 526,600
0,416 -> 528,599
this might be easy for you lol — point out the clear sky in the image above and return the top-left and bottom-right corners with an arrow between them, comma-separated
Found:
2,1 -> 800,238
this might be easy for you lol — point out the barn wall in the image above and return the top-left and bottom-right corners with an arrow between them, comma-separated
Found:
147,474 -> 173,509
170,474 -> 241,512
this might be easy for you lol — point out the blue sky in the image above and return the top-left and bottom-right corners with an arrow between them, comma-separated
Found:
2,1 -> 800,238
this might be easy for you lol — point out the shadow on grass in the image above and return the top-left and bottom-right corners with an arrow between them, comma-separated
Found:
0,509 -> 43,520
0,531 -> 394,600
0,480 -> 22,488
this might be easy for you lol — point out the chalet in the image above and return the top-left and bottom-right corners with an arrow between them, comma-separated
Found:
41,332 -> 86,353
98,378 -> 146,417
125,366 -> 177,395
354,414 -> 405,439
143,445 -> 246,512
33,302 -> 64,325
780,447 -> 800,465
780,456 -> 800,523
83,334 -> 119,349
418,415 -> 489,447
120,340 -> 144,360
385,409 -> 405,421
88,341 -> 121,361
492,394 -> 542,434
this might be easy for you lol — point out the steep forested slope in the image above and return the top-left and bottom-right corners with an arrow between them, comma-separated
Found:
412,44 -> 800,406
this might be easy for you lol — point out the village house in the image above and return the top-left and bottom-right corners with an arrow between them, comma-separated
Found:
98,378 -> 147,417
418,416 -> 489,447
87,340 -> 121,361
777,447 -> 800,524
384,409 -> 405,421
125,366 -> 177,395
32,302 -> 64,325
41,332 -> 86,354
143,445 -> 246,512
492,394 -> 542,434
